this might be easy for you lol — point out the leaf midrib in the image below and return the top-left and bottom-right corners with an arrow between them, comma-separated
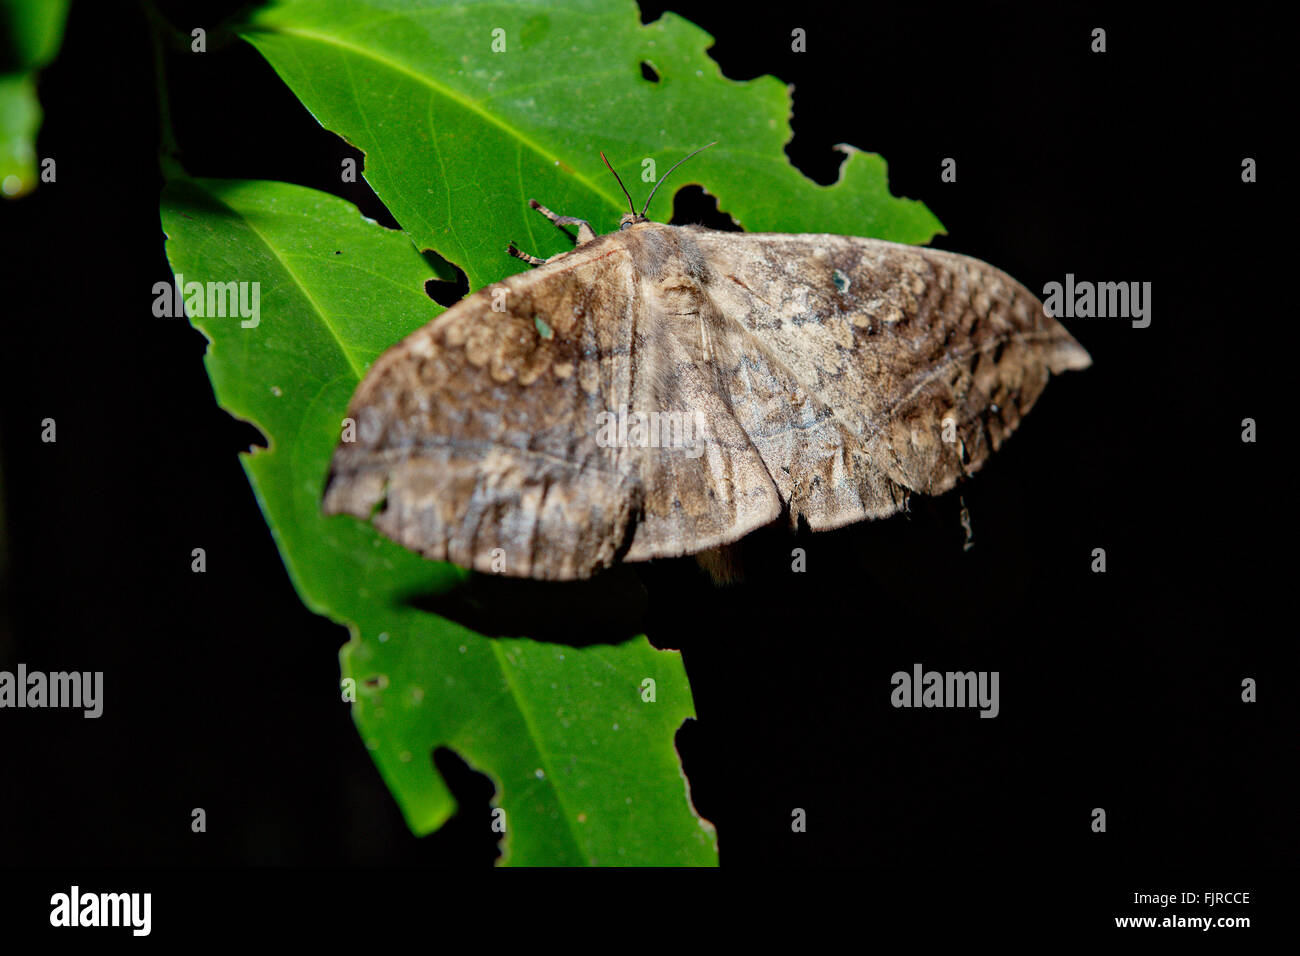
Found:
202,182 -> 368,380
243,22 -> 630,217
489,642 -> 590,865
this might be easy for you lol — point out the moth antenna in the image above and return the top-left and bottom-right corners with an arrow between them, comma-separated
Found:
640,141 -> 718,218
599,151 -> 637,216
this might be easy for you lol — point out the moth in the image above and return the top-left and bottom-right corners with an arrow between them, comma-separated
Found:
322,146 -> 1090,580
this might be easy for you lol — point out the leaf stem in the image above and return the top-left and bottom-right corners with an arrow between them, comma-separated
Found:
140,0 -> 184,181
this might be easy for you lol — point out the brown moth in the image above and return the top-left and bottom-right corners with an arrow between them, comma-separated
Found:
322,147 -> 1090,580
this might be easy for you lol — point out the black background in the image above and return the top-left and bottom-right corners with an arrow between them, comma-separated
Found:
0,0 -> 1292,907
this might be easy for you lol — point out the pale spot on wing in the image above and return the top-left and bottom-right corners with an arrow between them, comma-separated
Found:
489,352 -> 517,383
830,316 -> 853,349
444,320 -> 468,347
465,323 -> 493,367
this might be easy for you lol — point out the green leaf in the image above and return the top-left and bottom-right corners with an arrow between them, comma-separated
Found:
0,0 -> 69,198
160,177 -> 715,865
238,0 -> 943,290
167,0 -> 945,865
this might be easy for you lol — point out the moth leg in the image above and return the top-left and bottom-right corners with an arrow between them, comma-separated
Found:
528,199 -> 597,245
505,243 -> 547,266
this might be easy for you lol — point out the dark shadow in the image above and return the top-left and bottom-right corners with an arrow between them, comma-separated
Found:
400,564 -> 648,647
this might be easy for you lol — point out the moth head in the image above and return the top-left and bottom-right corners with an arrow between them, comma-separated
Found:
601,142 -> 718,228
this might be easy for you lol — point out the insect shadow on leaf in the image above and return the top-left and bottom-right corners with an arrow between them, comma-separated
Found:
398,565 -> 648,647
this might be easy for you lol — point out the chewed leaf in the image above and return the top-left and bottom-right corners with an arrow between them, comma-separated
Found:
172,0 -> 951,866
160,176 -> 715,865
239,0 -> 943,288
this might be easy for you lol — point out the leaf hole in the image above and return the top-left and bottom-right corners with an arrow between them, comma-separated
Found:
640,61 -> 660,82
424,266 -> 469,307
668,185 -> 741,231
368,478 -> 390,520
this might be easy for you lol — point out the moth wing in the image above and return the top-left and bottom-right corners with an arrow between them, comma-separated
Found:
322,237 -> 646,581
322,232 -> 783,579
689,231 -> 1091,530
618,323 -> 783,563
